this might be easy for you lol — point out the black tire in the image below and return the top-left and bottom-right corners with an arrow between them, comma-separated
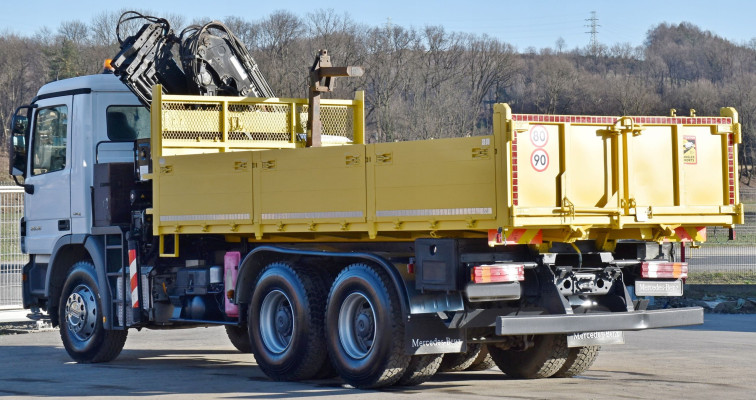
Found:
312,358 -> 339,380
488,334 -> 568,379
396,354 -> 442,386
439,343 -> 482,372
248,262 -> 329,381
325,263 -> 410,389
225,325 -> 251,353
467,345 -> 497,371
59,261 -> 127,363
552,346 -> 600,378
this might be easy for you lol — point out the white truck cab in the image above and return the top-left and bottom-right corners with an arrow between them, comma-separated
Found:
15,74 -> 146,256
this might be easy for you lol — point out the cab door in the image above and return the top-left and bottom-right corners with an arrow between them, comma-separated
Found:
24,96 -> 72,255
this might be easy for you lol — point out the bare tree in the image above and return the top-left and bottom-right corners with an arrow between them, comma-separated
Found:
0,34 -> 47,142
463,34 -> 520,134
361,23 -> 420,142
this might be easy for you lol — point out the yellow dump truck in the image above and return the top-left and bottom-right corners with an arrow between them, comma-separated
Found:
11,75 -> 741,388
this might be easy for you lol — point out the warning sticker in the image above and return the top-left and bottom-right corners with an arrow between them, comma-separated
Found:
683,136 -> 697,164
531,149 -> 549,172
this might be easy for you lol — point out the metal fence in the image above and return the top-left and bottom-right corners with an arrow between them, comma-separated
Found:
0,185 -> 26,308
684,189 -> 756,283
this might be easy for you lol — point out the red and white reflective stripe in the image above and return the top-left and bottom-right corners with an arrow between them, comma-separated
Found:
672,226 -> 706,243
728,134 -> 735,205
511,134 -> 519,206
488,229 -> 543,245
512,114 -> 732,125
471,264 -> 525,283
641,261 -> 688,279
129,249 -> 139,308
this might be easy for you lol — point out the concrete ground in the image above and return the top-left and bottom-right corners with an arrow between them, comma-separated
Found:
0,308 -> 28,323
0,314 -> 754,399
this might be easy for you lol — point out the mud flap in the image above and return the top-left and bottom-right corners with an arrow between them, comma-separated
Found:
404,313 -> 466,355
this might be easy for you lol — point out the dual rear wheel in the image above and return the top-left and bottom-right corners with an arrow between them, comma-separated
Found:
249,262 -> 411,388
248,261 -> 599,386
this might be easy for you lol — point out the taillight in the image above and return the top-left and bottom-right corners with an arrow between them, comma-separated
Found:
641,261 -> 688,279
471,264 -> 524,283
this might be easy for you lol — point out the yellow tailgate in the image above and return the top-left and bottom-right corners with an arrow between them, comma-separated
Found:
500,105 -> 742,239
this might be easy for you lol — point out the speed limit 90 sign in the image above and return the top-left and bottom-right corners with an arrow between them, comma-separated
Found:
531,149 -> 549,172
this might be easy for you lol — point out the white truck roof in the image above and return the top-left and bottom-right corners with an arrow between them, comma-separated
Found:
36,74 -> 131,97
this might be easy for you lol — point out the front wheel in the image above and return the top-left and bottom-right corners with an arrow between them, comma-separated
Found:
59,261 -> 127,363
325,263 -> 410,389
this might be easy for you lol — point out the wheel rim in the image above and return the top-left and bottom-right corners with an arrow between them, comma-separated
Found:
65,284 -> 97,342
259,289 -> 294,354
338,292 -> 376,360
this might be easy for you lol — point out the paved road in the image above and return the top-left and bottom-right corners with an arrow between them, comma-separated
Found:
1,314 -> 754,399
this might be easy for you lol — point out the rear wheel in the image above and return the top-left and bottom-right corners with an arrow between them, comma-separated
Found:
489,334 -> 568,379
552,346 -> 600,378
325,263 -> 410,389
225,325 -> 251,353
439,343 -> 482,372
59,261 -> 127,363
248,262 -> 329,381
467,345 -> 497,371
396,354 -> 443,386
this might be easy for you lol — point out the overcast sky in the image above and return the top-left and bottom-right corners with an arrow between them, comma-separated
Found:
2,0 -> 754,51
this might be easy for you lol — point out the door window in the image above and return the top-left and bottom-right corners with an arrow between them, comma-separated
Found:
106,106 -> 150,141
31,105 -> 68,176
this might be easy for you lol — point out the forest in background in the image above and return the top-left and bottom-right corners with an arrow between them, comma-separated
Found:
1,8 -> 755,183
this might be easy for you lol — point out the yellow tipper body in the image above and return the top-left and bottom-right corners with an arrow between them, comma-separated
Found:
148,86 -> 743,254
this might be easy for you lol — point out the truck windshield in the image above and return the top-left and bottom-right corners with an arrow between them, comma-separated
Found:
106,106 -> 150,141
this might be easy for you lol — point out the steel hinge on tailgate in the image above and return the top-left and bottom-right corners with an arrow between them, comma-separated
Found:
561,197 -> 575,218
599,116 -> 645,136
719,107 -> 742,144
506,121 -> 530,141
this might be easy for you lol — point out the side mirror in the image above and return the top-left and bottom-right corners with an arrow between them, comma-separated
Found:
8,106 -> 33,177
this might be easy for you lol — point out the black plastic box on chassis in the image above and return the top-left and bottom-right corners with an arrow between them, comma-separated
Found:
93,162 -> 136,227
414,238 -> 461,291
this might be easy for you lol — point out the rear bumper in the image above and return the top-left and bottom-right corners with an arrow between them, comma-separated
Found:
496,307 -> 704,335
